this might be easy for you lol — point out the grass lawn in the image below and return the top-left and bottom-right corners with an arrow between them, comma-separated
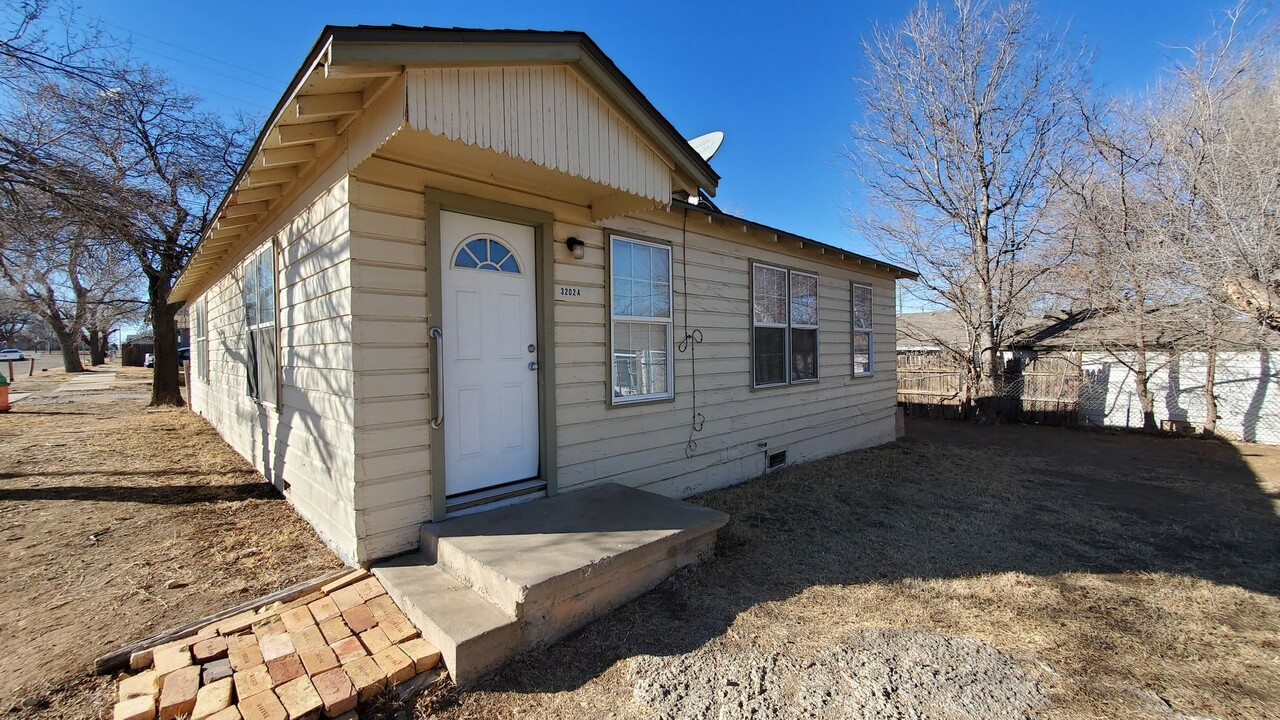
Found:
3,372 -> 1276,718
424,419 -> 1280,720
0,370 -> 343,718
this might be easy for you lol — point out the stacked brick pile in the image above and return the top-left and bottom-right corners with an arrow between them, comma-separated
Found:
113,570 -> 442,720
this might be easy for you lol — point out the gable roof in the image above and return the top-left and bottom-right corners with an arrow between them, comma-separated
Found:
172,25 -> 724,302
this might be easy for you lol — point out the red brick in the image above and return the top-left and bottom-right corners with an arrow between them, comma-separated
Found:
279,606 -> 314,633
319,615 -> 351,644
352,576 -> 386,601
252,616 -> 287,638
366,594 -> 400,623
329,584 -> 364,612
299,645 -> 339,676
233,665 -> 273,700
342,655 -> 387,702
215,610 -> 259,636
307,596 -> 340,623
372,646 -> 415,686
258,632 -> 295,663
289,624 -> 327,653
329,636 -> 367,665
358,626 -> 391,655
312,667 -> 357,717
379,612 -> 418,644
398,638 -> 442,673
192,636 -> 228,663
341,603 -> 376,634
228,644 -> 264,672
226,633 -> 257,654
275,675 -> 322,719
158,665 -> 200,720
237,690 -> 286,720
266,653 -> 305,687
319,568 -> 368,595
113,695 -> 156,720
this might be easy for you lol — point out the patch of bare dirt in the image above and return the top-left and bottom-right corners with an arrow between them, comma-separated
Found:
630,628 -> 1045,720
0,383 -> 343,717
428,419 -> 1280,720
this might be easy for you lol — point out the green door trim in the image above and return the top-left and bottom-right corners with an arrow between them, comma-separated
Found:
424,188 -> 558,523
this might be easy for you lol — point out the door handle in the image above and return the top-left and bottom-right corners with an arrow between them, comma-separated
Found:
528,361 -> 538,371
430,326 -> 444,429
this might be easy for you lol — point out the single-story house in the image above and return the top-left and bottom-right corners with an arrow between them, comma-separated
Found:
897,308 -> 1280,443
169,26 -> 915,570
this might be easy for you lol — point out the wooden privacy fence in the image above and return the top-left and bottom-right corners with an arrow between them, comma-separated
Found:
897,351 -> 1086,426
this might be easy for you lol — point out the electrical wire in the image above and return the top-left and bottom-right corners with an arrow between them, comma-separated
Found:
678,207 -> 705,458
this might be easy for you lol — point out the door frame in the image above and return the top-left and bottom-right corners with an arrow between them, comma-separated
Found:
425,188 -> 558,522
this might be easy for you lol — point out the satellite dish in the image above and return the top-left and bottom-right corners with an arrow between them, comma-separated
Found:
688,131 -> 725,162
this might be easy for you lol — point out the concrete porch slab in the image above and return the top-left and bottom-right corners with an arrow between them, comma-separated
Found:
374,483 -> 729,685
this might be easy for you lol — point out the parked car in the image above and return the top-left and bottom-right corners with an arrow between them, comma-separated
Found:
0,349 -> 26,361
178,346 -> 190,363
143,353 -> 154,368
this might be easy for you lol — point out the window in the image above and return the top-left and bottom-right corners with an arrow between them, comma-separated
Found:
610,235 -> 673,403
852,283 -> 874,376
243,245 -> 278,404
453,237 -> 521,273
193,299 -> 208,382
752,263 -> 819,387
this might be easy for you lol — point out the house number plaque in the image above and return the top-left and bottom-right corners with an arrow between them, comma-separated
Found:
558,287 -> 582,297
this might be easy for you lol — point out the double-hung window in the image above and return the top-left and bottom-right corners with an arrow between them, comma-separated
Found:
752,263 -> 819,387
193,299 -> 208,382
242,245 -> 278,405
610,234 -> 673,404
852,283 -> 874,376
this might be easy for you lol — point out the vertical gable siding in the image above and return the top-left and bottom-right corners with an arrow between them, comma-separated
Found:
406,66 -> 672,204
188,168 -> 359,565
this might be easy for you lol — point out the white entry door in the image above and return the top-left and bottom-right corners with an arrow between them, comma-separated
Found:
440,211 -> 540,496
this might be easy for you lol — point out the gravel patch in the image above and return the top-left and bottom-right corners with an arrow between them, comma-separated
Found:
629,628 -> 1045,720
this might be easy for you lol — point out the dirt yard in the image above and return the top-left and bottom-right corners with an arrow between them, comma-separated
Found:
0,365 -> 343,718
425,419 -> 1280,720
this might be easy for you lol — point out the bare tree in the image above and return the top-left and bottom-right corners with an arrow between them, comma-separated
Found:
849,0 -> 1089,417
1152,3 -> 1280,333
0,290 -> 34,344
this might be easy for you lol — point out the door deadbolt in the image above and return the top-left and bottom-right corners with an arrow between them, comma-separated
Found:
528,344 -> 536,353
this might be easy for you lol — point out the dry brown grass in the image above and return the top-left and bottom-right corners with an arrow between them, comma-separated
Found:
0,383 -> 343,717
429,420 -> 1280,720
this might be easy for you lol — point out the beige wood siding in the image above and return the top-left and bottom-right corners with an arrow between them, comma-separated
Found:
188,164 -> 360,564
349,151 -> 899,520
348,178 -> 433,561
406,66 -> 672,204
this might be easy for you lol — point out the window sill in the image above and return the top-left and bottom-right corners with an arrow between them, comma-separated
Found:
852,372 -> 875,379
608,394 -> 675,408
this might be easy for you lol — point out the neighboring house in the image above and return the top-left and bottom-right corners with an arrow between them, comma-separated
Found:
896,309 -> 1280,443
169,26 -> 915,568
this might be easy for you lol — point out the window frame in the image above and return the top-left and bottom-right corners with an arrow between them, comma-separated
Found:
851,282 -> 874,378
243,243 -> 279,406
608,233 -> 675,406
750,261 -> 821,388
193,298 -> 208,383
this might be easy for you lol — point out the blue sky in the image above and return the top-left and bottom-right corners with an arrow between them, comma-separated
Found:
81,0 -> 1229,259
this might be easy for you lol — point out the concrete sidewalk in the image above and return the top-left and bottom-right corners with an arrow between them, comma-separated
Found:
51,370 -> 118,393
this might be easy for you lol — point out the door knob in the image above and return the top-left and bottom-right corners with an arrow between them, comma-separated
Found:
528,361 -> 538,371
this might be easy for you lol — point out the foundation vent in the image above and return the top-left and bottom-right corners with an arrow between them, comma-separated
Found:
767,449 -> 788,470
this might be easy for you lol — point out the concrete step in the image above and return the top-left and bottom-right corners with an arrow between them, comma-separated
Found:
421,483 -> 729,645
370,555 -> 520,687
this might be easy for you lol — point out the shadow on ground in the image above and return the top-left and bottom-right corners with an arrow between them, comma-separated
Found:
460,418 -> 1280,706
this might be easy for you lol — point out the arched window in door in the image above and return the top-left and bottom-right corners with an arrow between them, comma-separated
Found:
453,237 -> 521,273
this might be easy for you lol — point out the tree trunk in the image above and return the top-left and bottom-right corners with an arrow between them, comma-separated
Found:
1203,349 -> 1218,437
149,276 -> 184,407
1134,349 -> 1157,431
52,324 -> 84,373
97,329 -> 111,363
85,327 -> 106,366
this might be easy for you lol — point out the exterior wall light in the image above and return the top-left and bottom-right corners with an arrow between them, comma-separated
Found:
565,237 -> 585,260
